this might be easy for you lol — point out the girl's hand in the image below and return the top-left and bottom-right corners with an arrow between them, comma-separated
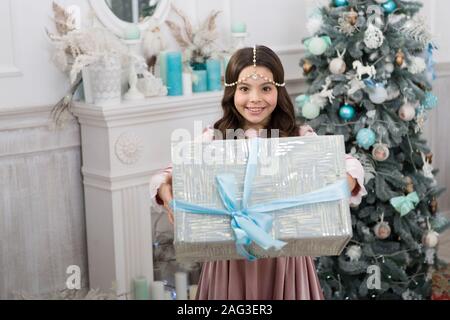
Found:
346,173 -> 357,193
157,176 -> 174,225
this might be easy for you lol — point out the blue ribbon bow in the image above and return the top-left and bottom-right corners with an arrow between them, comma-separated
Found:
390,192 -> 420,217
171,138 -> 351,260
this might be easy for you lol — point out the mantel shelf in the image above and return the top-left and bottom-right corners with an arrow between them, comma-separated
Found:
72,91 -> 224,127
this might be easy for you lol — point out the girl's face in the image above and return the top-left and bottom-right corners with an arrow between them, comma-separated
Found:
234,65 -> 278,130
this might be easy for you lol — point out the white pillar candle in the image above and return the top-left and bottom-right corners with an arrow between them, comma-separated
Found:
131,0 -> 139,23
189,284 -> 198,300
150,281 -> 165,300
182,73 -> 193,96
175,272 -> 188,300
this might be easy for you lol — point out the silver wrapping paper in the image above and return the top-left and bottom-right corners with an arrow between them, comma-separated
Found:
172,135 -> 352,262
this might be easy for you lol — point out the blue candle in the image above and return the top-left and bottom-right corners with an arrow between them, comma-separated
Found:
159,51 -> 168,86
192,70 -> 207,93
166,51 -> 183,96
231,21 -> 246,33
206,59 -> 222,91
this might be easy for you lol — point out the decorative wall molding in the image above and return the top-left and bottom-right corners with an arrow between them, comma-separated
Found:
0,106 -> 80,159
0,65 -> 22,79
115,132 -> 144,165
0,0 -> 22,78
0,104 -> 86,299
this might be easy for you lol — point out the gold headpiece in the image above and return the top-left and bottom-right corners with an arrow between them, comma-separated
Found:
224,46 -> 285,87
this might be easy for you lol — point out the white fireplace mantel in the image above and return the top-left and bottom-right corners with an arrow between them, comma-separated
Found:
71,92 -> 224,298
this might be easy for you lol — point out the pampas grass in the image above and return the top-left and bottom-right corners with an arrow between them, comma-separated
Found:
51,2 -> 76,36
47,2 -> 129,128
165,4 -> 223,67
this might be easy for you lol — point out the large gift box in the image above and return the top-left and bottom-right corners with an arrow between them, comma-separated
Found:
171,135 -> 352,262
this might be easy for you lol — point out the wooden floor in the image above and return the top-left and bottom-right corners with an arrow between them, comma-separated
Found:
438,226 -> 450,263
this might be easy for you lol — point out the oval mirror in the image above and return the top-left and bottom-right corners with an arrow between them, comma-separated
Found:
89,0 -> 171,38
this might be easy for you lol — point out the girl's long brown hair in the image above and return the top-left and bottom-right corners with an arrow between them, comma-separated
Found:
214,45 -> 300,139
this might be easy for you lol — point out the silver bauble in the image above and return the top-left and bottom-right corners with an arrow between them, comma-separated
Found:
329,57 -> 346,74
399,102 -> 416,121
372,143 -> 390,161
369,85 -> 388,104
373,221 -> 391,240
422,230 -> 439,248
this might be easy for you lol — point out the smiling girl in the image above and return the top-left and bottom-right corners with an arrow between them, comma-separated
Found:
151,45 -> 367,300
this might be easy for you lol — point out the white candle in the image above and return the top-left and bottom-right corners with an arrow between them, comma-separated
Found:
189,284 -> 198,300
164,290 -> 173,300
175,272 -> 188,300
182,73 -> 193,96
150,281 -> 165,300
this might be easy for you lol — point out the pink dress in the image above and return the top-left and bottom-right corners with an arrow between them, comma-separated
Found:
150,125 -> 367,300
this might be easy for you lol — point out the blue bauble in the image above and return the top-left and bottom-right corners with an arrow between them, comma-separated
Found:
339,104 -> 356,120
334,0 -> 348,7
422,92 -> 438,110
356,128 -> 376,150
382,0 -> 397,13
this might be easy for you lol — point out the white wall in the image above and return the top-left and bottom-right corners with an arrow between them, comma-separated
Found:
1,0 -> 449,107
0,0 -> 86,107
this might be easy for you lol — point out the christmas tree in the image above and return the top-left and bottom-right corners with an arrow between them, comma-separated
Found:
296,0 -> 449,300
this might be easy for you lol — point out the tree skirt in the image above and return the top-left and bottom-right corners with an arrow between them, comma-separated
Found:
432,265 -> 450,300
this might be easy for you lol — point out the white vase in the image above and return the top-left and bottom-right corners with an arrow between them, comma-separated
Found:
82,55 -> 122,106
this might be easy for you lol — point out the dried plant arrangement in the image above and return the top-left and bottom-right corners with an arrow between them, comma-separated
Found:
47,2 -> 128,128
165,4 -> 224,69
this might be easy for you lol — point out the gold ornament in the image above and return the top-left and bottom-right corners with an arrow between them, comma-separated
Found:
347,8 -> 358,26
430,197 -> 438,214
405,176 -> 414,194
303,60 -> 314,74
425,152 -> 433,164
395,49 -> 405,67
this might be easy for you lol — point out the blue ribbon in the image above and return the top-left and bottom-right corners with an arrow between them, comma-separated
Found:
363,79 -> 385,90
426,43 -> 437,82
171,138 -> 351,261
